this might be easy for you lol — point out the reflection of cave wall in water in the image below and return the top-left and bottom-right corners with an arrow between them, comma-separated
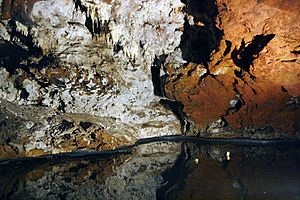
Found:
0,143 -> 180,199
157,143 -> 300,200
163,0 -> 300,138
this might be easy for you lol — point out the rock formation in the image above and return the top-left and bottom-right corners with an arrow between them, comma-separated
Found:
164,0 -> 300,138
0,0 -> 299,157
0,0 -> 184,157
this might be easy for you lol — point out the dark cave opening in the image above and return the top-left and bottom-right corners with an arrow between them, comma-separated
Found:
151,55 -> 168,97
179,0 -> 223,64
0,20 -> 43,73
159,99 -> 190,134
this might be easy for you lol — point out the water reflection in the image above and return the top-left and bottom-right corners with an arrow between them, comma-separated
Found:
0,142 -> 180,200
159,143 -> 300,200
0,142 -> 299,200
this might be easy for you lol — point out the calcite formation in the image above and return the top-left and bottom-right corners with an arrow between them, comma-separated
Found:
0,0 -> 184,157
0,0 -> 299,157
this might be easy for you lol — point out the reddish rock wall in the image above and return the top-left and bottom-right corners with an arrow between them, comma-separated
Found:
1,0 -> 40,22
165,0 -> 300,138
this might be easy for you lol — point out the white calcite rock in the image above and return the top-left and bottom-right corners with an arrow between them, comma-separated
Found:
22,79 -> 41,102
0,0 -> 187,153
0,68 -> 19,102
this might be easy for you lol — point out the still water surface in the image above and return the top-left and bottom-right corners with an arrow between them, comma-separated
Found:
0,141 -> 299,200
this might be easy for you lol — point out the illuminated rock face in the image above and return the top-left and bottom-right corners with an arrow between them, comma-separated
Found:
164,0 -> 300,138
0,0 -> 299,157
0,0 -> 184,156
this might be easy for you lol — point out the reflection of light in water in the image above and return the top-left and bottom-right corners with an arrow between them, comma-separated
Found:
226,151 -> 230,161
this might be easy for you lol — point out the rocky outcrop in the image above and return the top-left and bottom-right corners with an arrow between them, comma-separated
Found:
0,0 -> 184,157
164,0 -> 300,138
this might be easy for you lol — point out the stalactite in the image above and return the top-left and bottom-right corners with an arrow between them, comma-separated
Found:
15,21 -> 28,36
73,0 -> 111,37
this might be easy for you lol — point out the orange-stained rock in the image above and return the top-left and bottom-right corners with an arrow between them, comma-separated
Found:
166,74 -> 236,129
165,0 -> 300,137
1,0 -> 42,22
26,149 -> 47,157
1,0 -> 12,19
0,145 -> 18,158
215,0 -> 300,96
